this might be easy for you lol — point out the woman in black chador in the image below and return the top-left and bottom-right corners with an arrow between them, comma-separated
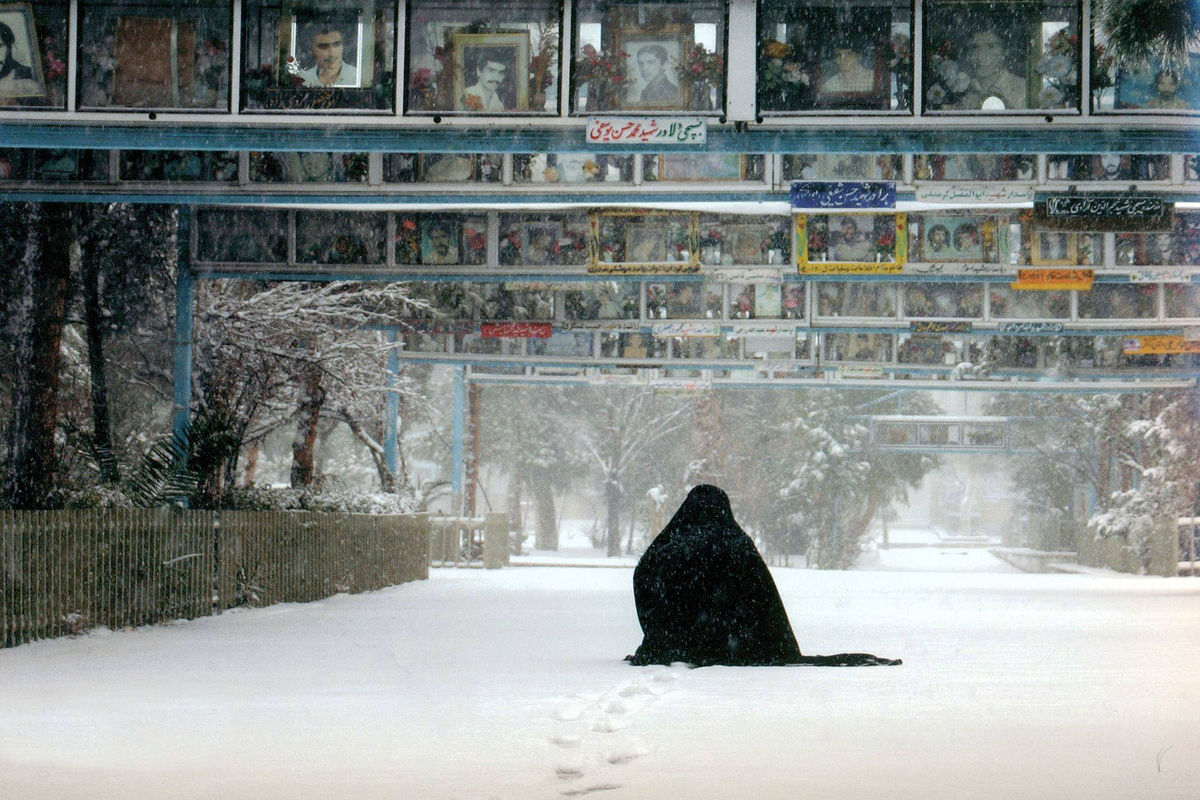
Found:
626,484 -> 900,667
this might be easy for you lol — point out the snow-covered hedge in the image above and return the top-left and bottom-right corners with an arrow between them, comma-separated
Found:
222,486 -> 417,514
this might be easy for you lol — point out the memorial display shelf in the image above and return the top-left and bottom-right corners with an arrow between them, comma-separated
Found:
6,151 -> 1200,204
187,206 -> 1200,283
1,1 -> 1198,126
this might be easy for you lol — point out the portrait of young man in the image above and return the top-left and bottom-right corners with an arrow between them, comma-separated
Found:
458,46 -> 515,112
297,20 -> 359,88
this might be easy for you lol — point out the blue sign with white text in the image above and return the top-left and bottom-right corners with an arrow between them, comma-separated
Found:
790,181 -> 896,209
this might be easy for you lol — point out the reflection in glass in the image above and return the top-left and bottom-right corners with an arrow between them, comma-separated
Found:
250,152 -> 369,183
903,283 -> 983,318
78,0 -> 231,110
120,150 -> 238,182
514,153 -> 633,183
1165,284 -> 1200,318
924,1 -> 1079,112
816,282 -> 896,317
296,210 -> 386,264
988,287 -> 1069,319
913,154 -> 1035,181
241,0 -> 396,112
572,0 -> 726,113
757,0 -> 913,112
1077,284 -> 1158,320
406,0 -> 559,114
781,154 -> 901,181
196,208 -> 288,263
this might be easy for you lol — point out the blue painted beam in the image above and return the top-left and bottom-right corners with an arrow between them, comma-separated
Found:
2,121 -> 1198,154
172,214 -> 195,450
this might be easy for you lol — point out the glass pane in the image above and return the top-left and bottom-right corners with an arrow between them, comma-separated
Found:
816,282 -> 896,317
781,153 -> 901,181
195,208 -> 287,263
242,0 -> 396,112
418,153 -> 503,182
120,150 -> 238,182
806,214 -> 898,263
1046,154 -> 1170,181
498,213 -> 591,267
1187,156 -> 1200,182
405,1 -> 560,114
20,149 -> 110,181
824,332 -> 893,361
1165,284 -> 1200,318
472,284 -> 554,320
698,217 -> 790,266
249,151 -> 369,183
600,331 -> 665,358
757,0 -> 913,112
924,1 -> 1080,112
1093,31 -> 1199,111
903,283 -> 984,318
513,153 -> 634,183
564,282 -> 640,320
914,214 -> 1005,263
78,0 -> 231,110
0,1 -> 68,110
988,286 -> 1069,319
529,331 -> 594,357
914,154 -> 1035,181
781,282 -> 806,319
595,212 -> 693,265
396,213 -> 487,266
1077,284 -> 1157,320
296,210 -> 387,264
646,154 -> 764,182
898,334 -> 956,365
572,0 -> 726,114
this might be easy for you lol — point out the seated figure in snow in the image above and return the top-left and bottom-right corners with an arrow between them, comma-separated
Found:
626,484 -> 901,667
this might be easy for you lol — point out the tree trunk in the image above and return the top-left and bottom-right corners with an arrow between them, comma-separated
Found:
605,470 -> 622,557
533,479 -> 558,550
81,248 -> 119,483
242,441 -> 261,486
4,204 -> 73,509
289,367 -> 324,488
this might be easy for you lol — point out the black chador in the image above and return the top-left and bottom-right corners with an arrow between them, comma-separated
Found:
626,484 -> 900,668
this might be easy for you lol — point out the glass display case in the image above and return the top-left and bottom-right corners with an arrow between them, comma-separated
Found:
923,1 -> 1080,112
697,215 -> 790,266
1092,31 -> 1199,112
195,207 -> 288,263
241,0 -> 396,111
78,0 -> 231,110
591,210 -> 698,272
781,153 -> 901,181
815,281 -> 897,317
823,331 -> 893,361
120,150 -> 238,182
1045,153 -> 1170,181
295,210 -> 387,264
0,149 -> 110,182
563,282 -> 640,320
911,212 -> 1007,263
249,151 -> 369,183
913,153 -> 1035,181
572,0 -> 726,113
988,286 -> 1070,319
396,213 -> 488,267
498,213 -> 591,267
405,0 -> 560,115
1077,284 -> 1158,320
757,0 -> 913,113
1165,283 -> 1200,319
514,153 -> 634,183
902,282 -> 984,319
0,1 -> 68,110
645,154 -> 765,183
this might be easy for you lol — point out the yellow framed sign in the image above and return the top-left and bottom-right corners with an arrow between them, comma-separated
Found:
796,213 -> 907,274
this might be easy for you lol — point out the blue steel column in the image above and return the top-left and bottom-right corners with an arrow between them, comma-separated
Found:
385,330 -> 400,477
172,209 -> 195,446
451,366 -> 467,503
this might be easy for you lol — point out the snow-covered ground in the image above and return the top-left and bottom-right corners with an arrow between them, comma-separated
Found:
3,531 -> 1199,800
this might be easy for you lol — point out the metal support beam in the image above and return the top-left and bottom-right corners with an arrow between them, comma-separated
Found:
172,210 -> 195,447
385,330 -> 400,478
451,365 -> 466,501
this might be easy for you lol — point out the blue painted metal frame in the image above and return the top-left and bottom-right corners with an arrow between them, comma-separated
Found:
2,122 -> 1199,154
172,213 -> 195,450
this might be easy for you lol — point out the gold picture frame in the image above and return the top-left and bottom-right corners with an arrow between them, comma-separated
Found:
1031,231 -> 1079,266
452,31 -> 530,112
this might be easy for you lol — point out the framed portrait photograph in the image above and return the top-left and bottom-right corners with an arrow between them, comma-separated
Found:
801,213 -> 904,268
658,154 -> 746,182
283,3 -> 371,89
616,28 -> 689,111
921,216 -> 987,262
0,3 -> 45,99
421,217 -> 461,265
1032,232 -> 1078,266
452,32 -> 529,113
815,39 -> 885,107
625,225 -> 668,263
520,222 -> 562,266
923,3 -> 1038,111
724,224 -> 775,265
1113,55 -> 1200,110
